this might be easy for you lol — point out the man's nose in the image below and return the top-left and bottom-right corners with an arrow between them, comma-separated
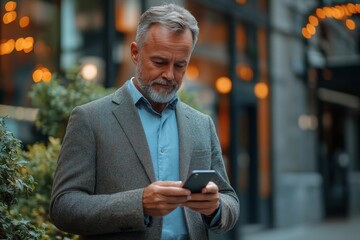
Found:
162,65 -> 175,80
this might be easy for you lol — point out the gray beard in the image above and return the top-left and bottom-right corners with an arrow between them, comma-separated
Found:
135,62 -> 179,104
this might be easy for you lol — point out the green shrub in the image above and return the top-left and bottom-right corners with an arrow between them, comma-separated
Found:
15,137 -> 76,240
29,68 -> 116,138
0,117 -> 44,239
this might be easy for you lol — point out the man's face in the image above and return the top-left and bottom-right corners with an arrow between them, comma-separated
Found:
131,24 -> 193,105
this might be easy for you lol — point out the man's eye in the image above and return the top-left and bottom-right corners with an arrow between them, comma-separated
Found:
154,61 -> 166,65
175,64 -> 186,69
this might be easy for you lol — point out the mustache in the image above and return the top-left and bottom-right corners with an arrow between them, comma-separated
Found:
151,78 -> 177,87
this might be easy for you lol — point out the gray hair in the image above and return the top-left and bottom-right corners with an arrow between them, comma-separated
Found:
135,4 -> 199,50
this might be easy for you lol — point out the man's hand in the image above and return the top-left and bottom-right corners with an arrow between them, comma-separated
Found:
182,181 -> 220,216
143,181 -> 191,217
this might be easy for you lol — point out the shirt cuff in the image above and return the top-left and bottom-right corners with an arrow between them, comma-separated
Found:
203,201 -> 222,226
144,215 -> 153,227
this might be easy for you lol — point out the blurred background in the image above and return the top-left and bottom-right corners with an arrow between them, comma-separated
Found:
0,0 -> 359,239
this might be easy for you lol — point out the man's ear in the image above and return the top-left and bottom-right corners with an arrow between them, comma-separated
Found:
130,42 -> 139,64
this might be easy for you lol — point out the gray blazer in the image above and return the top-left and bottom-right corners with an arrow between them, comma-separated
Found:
50,82 -> 239,240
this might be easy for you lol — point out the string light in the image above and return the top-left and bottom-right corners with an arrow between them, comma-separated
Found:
19,16 -> 30,28
1,1 -> 34,55
345,19 -> 356,30
5,1 -> 16,11
0,37 -> 34,55
3,11 -> 17,24
302,3 -> 360,39
32,66 -> 52,83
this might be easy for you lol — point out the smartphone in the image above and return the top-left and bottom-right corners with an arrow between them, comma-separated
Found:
182,170 -> 216,193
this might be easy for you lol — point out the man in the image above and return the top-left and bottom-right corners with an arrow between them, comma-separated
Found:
50,4 -> 239,240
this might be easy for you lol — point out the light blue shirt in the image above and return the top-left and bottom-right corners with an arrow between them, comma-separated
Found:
128,79 -> 188,240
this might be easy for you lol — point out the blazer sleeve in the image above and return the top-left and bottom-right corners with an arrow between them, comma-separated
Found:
205,116 -> 240,233
50,106 -> 147,236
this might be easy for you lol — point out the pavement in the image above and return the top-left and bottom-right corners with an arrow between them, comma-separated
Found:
241,217 -> 360,240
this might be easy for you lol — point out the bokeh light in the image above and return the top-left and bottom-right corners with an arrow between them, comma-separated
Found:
345,19 -> 356,30
3,11 -> 17,24
81,64 -> 98,81
186,65 -> 199,80
32,66 -> 52,83
5,1 -> 16,11
236,64 -> 254,81
216,77 -> 232,94
19,16 -> 30,28
254,82 -> 269,99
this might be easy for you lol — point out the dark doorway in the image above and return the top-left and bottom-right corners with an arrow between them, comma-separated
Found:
319,102 -> 349,217
238,106 -> 260,224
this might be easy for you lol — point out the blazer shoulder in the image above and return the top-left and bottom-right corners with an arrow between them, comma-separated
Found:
77,93 -> 114,111
76,84 -> 129,112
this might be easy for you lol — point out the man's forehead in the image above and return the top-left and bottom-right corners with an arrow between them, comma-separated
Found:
146,24 -> 193,45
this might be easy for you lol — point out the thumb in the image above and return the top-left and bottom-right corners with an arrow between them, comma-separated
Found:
153,181 -> 183,187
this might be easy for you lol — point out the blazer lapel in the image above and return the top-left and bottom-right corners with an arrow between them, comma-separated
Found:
111,85 -> 156,183
176,102 -> 193,182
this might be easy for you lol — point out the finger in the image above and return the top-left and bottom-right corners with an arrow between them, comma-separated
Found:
202,181 -> 218,194
160,195 -> 189,204
150,182 -> 191,197
188,192 -> 218,202
184,198 -> 218,206
152,181 -> 183,187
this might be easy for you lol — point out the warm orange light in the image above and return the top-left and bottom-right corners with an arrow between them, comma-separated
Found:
32,69 -> 43,83
302,27 -> 311,39
3,11 -> 17,24
15,38 -> 24,51
332,7 -> 343,19
32,66 -> 52,83
23,37 -> 34,50
254,82 -> 269,99
0,39 -> 15,55
216,77 -> 232,94
345,19 -> 356,30
236,0 -> 247,4
19,16 -> 30,28
306,23 -> 316,35
42,71 -> 52,82
356,4 -> 360,13
186,65 -> 199,80
115,0 -> 139,33
316,8 -> 326,19
304,4 -> 359,40
343,5 -> 351,16
236,64 -> 253,81
14,37 -> 34,53
323,7 -> 333,18
24,47 -> 33,53
5,1 -> 16,11
308,16 -> 319,26
347,3 -> 357,14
